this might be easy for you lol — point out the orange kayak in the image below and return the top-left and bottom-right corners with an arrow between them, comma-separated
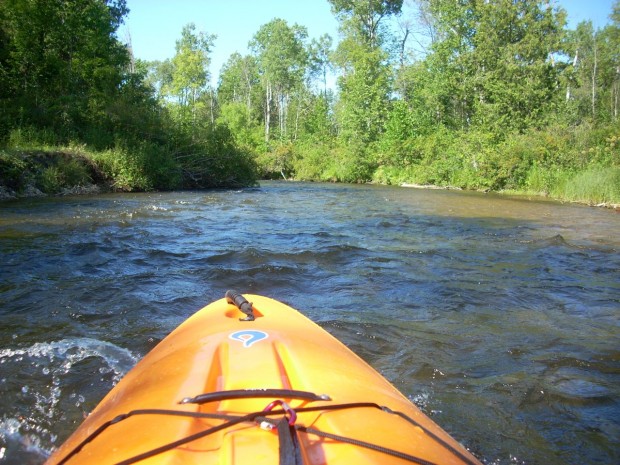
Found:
46,292 -> 482,465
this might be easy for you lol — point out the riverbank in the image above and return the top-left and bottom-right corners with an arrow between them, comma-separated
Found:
1,148 -> 618,210
0,138 -> 259,201
399,182 -> 620,210
0,149 -> 110,201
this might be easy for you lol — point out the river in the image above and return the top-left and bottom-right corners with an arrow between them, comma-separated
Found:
0,181 -> 618,464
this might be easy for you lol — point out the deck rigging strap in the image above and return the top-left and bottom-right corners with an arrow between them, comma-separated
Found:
180,388 -> 331,405
53,400 -> 479,465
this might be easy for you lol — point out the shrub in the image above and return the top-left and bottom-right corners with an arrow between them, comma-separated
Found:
0,151 -> 28,190
292,139 -> 334,181
8,127 -> 62,149
91,145 -> 153,191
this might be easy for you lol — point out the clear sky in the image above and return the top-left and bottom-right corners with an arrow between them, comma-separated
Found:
119,0 -> 617,86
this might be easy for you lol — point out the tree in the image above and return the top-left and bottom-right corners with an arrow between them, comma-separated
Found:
331,0 -> 399,145
308,34 -> 334,96
602,2 -> 620,122
145,59 -> 174,102
607,0 -> 620,122
217,52 -> 261,121
562,8 -> 620,124
250,18 -> 308,143
333,38 -> 392,143
417,0 -> 565,132
564,22 -> 600,121
162,23 -> 216,126
328,0 -> 403,47
0,0 -> 130,139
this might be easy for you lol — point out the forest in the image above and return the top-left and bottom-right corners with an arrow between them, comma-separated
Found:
1,0 -> 619,205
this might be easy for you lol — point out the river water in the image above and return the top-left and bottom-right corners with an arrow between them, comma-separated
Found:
0,181 -> 618,464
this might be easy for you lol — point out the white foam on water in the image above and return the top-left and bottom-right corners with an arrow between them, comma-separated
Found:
0,337 -> 138,462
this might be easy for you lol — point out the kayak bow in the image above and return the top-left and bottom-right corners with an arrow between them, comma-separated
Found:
45,292 -> 482,465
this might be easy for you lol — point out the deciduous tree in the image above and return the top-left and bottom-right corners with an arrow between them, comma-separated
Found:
163,23 -> 216,126
250,19 -> 308,143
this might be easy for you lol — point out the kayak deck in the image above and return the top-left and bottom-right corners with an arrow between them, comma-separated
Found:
46,293 -> 481,465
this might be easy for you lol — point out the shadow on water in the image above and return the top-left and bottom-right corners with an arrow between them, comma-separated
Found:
0,182 -> 619,464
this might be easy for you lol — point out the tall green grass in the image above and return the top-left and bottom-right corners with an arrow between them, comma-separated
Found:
2,127 -> 179,194
553,167 -> 620,205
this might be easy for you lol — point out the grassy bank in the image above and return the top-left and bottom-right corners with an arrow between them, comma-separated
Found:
0,147 -> 104,199
2,130 -> 618,209
0,126 -> 259,200
0,140 -> 181,200
367,125 -> 620,208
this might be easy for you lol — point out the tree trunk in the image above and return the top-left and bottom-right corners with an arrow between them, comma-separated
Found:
400,27 -> 409,67
591,39 -> 597,119
294,96 -> 300,141
244,68 -> 252,116
209,88 -> 215,125
278,92 -> 284,137
265,81 -> 271,143
567,50 -> 578,102
614,66 -> 619,121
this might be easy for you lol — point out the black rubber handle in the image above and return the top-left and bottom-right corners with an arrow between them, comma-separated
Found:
225,290 -> 255,321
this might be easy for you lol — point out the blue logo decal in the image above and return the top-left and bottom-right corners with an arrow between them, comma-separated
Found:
229,330 -> 268,348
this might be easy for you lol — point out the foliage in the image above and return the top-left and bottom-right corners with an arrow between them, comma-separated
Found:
164,23 -> 216,118
291,138 -> 336,181
333,39 -> 392,144
250,19 -> 309,143
217,102 -> 263,151
0,150 -> 28,191
217,53 -> 262,123
0,148 -> 96,194
553,167 -> 620,204
0,2 -> 257,192
173,124 -> 258,188
328,0 -> 403,47
0,0 -> 130,140
308,34 -> 334,95
1,0 -> 619,205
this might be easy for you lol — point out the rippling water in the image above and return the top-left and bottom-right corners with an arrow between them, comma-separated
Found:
1,181 -> 619,464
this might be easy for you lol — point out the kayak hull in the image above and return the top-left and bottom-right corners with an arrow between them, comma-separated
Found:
45,294 -> 481,465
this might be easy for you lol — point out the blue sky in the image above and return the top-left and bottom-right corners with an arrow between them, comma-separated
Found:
119,0 -> 616,86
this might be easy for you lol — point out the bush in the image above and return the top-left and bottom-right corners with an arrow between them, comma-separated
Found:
292,138 -> 335,181
0,151 -> 28,190
180,124 -> 258,188
36,157 -> 91,193
0,149 -> 94,194
328,140 -> 375,183
91,144 -> 154,191
256,142 -> 294,179
7,127 -> 62,149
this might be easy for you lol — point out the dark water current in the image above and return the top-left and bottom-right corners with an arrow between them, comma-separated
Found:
1,181 -> 619,464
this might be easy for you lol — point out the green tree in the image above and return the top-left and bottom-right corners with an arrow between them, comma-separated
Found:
563,5 -> 620,124
145,59 -> 174,102
330,0 -> 398,145
472,0 -> 565,130
217,52 -> 261,122
333,38 -> 392,144
308,34 -> 334,96
418,0 -> 565,132
250,18 -> 308,143
0,0 -> 130,139
602,3 -> 620,122
329,0 -> 403,47
162,23 -> 216,126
